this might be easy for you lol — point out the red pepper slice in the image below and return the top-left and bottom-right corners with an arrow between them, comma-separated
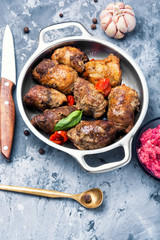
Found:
95,78 -> 111,97
90,58 -> 95,61
49,131 -> 68,145
67,95 -> 75,105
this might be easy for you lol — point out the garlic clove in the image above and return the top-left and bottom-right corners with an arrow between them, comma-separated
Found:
117,16 -> 127,33
115,2 -> 125,9
99,10 -> 108,21
105,21 -> 117,37
124,8 -> 135,16
99,10 -> 112,21
100,15 -> 112,31
124,13 -> 136,32
125,5 -> 133,10
114,30 -> 124,39
112,14 -> 119,23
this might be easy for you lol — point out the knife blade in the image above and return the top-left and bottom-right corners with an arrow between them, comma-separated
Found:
0,25 -> 16,160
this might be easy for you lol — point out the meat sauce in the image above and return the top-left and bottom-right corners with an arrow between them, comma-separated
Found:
137,124 -> 160,178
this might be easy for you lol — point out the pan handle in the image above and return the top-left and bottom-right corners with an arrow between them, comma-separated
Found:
72,137 -> 133,174
38,21 -> 92,49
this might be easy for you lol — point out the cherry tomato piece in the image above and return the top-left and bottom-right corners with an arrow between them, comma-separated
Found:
67,95 -> 75,105
95,78 -> 111,97
49,131 -> 68,145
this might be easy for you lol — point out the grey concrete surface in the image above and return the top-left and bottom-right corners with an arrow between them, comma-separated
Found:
0,0 -> 160,239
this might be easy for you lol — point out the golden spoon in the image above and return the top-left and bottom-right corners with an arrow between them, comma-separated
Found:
0,184 -> 103,209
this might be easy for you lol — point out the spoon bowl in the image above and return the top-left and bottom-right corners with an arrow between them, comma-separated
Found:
77,188 -> 103,209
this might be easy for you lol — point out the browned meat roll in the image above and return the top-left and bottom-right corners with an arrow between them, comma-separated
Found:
74,77 -> 107,119
67,120 -> 117,150
32,59 -> 78,95
51,46 -> 89,73
23,85 -> 67,111
32,58 -> 58,80
107,84 -> 140,133
83,54 -> 121,87
31,106 -> 77,134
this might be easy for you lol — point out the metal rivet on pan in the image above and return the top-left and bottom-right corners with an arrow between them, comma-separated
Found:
4,101 -> 9,105
3,146 -> 8,151
5,82 -> 9,86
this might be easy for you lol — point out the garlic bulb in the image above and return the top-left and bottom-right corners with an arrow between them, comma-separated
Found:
99,2 -> 136,39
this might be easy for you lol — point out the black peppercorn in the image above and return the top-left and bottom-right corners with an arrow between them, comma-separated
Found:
24,130 -> 30,136
83,194 -> 92,203
92,18 -> 97,24
91,24 -> 96,30
59,13 -> 63,18
23,27 -> 29,33
39,148 -> 45,155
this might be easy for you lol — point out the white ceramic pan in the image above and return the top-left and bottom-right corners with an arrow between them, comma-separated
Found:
17,22 -> 149,173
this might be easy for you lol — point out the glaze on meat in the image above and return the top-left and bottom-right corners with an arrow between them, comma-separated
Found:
32,59 -> 78,95
74,77 -> 107,119
83,54 -> 121,87
107,84 -> 140,133
67,120 -> 117,150
23,85 -> 67,111
51,46 -> 89,73
32,58 -> 58,80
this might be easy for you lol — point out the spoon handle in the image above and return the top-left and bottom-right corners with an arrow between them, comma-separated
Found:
0,184 -> 74,199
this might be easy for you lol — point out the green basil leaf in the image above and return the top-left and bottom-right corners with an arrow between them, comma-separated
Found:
54,110 -> 83,131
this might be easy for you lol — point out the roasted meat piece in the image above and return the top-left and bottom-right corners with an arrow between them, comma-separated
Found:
23,85 -> 67,111
51,46 -> 89,73
32,59 -> 78,95
32,58 -> 58,80
74,78 -> 107,119
107,84 -> 140,133
67,120 -> 117,150
83,54 -> 121,87
31,106 -> 77,134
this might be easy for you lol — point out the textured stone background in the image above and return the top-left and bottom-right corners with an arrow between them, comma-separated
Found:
0,0 -> 160,239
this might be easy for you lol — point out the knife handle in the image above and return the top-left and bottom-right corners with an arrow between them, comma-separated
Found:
0,77 -> 15,160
